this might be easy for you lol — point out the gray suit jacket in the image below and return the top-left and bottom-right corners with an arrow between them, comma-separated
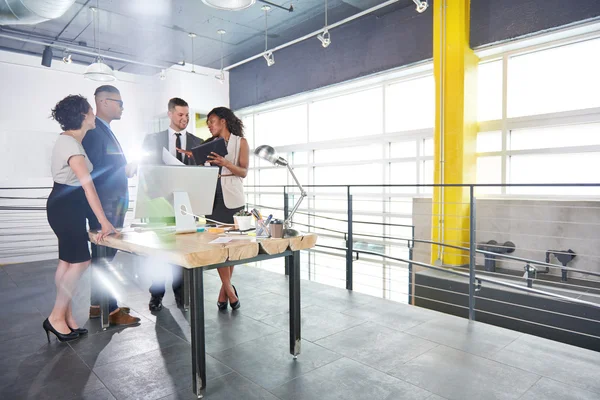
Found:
141,130 -> 204,166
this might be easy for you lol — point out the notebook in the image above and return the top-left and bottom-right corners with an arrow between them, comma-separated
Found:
190,138 -> 228,165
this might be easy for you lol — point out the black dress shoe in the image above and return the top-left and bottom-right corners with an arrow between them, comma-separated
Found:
43,318 -> 79,343
230,285 -> 240,310
217,300 -> 228,311
149,295 -> 163,311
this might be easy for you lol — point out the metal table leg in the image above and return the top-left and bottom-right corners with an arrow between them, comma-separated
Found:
288,251 -> 301,358
183,269 -> 191,311
189,268 -> 206,398
97,245 -> 110,330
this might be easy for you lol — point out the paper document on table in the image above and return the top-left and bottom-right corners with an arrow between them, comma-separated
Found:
209,237 -> 233,244
162,148 -> 184,166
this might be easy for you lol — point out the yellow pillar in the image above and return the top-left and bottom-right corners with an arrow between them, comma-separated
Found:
431,0 -> 479,266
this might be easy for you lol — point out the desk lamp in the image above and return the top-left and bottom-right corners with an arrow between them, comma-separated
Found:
254,145 -> 307,237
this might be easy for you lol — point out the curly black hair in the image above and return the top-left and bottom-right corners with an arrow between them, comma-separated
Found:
51,95 -> 91,131
207,107 -> 244,138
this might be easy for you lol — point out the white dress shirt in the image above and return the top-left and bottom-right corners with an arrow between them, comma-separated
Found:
168,127 -> 187,159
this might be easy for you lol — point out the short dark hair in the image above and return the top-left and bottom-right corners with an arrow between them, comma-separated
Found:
94,85 -> 120,96
51,95 -> 91,131
168,97 -> 188,111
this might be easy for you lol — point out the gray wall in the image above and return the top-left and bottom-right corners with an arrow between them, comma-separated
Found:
412,197 -> 600,283
229,4 -> 433,110
471,0 -> 600,48
230,0 -> 600,110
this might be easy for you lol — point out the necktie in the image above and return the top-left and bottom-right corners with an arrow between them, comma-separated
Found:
175,133 -> 183,162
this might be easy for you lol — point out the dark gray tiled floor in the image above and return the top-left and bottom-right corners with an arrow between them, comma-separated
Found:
1,255 -> 599,400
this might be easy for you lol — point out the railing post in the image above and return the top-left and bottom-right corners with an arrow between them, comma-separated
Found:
284,186 -> 290,276
408,225 -> 415,305
346,186 -> 353,291
468,185 -> 477,321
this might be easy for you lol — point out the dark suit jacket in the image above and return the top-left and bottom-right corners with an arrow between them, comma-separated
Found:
82,117 -> 128,203
141,130 -> 204,166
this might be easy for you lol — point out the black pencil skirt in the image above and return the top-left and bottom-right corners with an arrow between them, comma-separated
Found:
206,178 -> 243,224
47,182 -> 91,263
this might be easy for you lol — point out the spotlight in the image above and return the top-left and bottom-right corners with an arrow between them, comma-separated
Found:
317,29 -> 331,48
215,71 -> 225,83
160,69 -> 167,80
412,0 -> 428,13
62,53 -> 72,64
41,46 -> 53,67
263,51 -> 274,67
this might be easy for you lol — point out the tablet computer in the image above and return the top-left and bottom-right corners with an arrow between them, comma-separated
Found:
191,138 -> 228,165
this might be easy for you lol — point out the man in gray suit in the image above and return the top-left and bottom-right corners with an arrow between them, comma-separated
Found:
142,97 -> 203,311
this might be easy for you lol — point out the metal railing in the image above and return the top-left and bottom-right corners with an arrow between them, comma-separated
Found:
245,183 -> 600,348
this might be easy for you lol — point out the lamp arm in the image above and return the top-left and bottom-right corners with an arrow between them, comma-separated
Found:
284,164 -> 307,228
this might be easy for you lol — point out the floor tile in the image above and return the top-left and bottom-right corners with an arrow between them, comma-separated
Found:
236,292 -> 310,321
316,321 -> 438,372
260,305 -> 366,342
94,341 -> 231,400
389,345 -> 540,400
0,344 -> 106,399
342,299 -> 441,332
491,334 -> 600,394
271,357 -> 432,400
211,331 -> 342,389
519,377 -> 600,400
204,312 -> 281,354
159,372 -> 281,400
69,322 -> 186,368
403,315 -> 522,357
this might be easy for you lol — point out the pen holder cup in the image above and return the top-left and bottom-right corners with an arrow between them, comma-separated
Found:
234,216 -> 254,231
269,219 -> 284,238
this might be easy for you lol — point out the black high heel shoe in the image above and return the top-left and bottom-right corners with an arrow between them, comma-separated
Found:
217,300 -> 228,311
69,327 -> 88,335
43,318 -> 79,343
230,285 -> 240,310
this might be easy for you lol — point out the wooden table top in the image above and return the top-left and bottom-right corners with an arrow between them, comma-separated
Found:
89,229 -> 317,269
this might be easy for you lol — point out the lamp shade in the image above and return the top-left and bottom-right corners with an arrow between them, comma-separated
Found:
202,0 -> 256,11
84,59 -> 116,82
254,145 -> 287,166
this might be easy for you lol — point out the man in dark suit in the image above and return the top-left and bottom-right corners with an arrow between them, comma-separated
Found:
142,97 -> 203,311
83,85 -> 140,326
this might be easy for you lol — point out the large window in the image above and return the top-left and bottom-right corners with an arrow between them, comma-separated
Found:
476,35 -> 600,196
239,64 -> 435,300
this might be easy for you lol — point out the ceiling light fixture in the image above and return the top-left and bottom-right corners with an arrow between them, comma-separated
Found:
188,32 -> 197,73
412,0 -> 428,13
316,0 -> 331,48
262,5 -> 274,67
215,29 -> 226,83
201,0 -> 256,11
84,2 -> 115,81
62,50 -> 72,64
41,45 -> 52,67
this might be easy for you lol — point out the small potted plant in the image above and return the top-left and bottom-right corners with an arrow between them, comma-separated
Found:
234,210 -> 254,231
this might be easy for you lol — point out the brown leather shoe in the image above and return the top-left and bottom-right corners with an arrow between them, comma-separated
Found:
89,306 -> 131,319
108,309 -> 140,326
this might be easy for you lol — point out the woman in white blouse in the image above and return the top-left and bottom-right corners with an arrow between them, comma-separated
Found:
206,107 -> 249,311
44,95 -> 116,342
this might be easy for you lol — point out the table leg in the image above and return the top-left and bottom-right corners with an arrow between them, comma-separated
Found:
189,268 -> 206,398
183,268 -> 191,311
288,251 -> 301,358
96,245 -> 110,330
